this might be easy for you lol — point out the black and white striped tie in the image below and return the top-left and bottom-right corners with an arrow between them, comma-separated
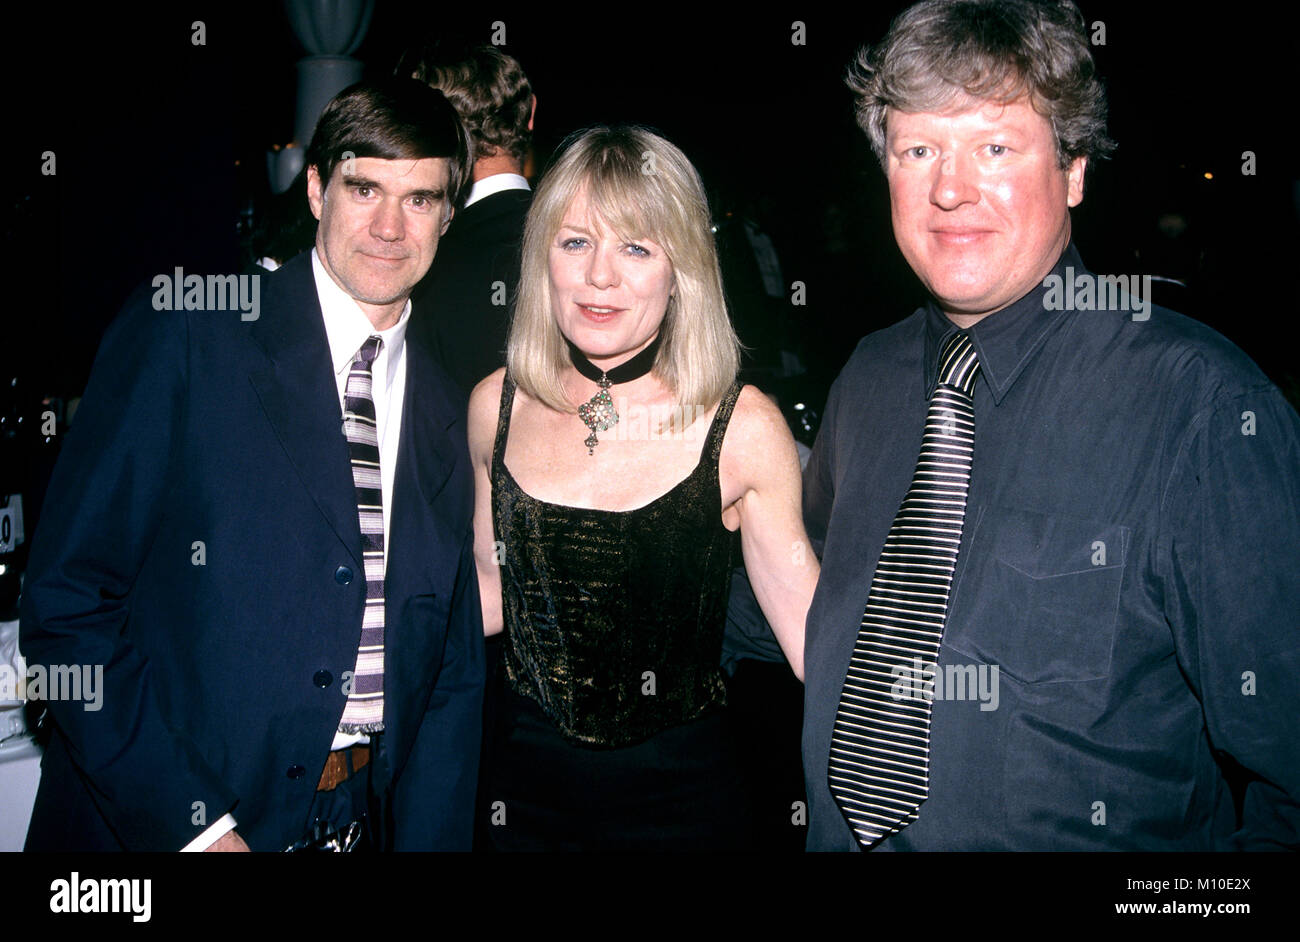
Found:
338,335 -> 386,734
828,331 -> 980,848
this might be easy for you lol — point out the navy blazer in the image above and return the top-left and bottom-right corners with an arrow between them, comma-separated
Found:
20,252 -> 484,851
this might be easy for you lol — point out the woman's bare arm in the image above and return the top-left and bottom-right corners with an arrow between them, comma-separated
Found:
720,386 -> 819,680
467,369 -> 506,636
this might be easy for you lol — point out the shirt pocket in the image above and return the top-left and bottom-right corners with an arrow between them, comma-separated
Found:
945,506 -> 1129,684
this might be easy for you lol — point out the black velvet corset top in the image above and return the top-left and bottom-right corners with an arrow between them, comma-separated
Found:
491,374 -> 743,748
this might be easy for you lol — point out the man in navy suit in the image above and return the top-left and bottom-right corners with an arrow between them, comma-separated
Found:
20,78 -> 485,851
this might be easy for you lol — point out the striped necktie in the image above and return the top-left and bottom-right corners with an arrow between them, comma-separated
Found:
827,330 -> 980,848
338,335 -> 386,734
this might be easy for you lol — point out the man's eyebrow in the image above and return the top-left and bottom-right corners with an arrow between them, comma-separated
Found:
339,176 -> 445,201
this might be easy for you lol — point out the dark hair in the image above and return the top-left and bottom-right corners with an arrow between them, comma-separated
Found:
304,77 -> 472,206
403,41 -> 533,163
846,0 -> 1115,169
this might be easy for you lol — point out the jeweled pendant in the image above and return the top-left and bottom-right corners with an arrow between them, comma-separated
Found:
577,377 -> 618,454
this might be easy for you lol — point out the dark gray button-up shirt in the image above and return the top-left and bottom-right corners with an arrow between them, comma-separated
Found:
803,243 -> 1300,850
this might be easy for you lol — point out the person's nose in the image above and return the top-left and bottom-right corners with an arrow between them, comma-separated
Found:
930,151 -> 980,211
370,196 -> 405,242
586,243 -> 618,289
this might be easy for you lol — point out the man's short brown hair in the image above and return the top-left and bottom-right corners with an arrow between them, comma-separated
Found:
405,43 -> 533,163
304,77 -> 472,206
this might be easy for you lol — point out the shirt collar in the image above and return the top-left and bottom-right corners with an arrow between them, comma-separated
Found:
923,242 -> 1084,405
463,172 -> 531,209
312,247 -> 410,394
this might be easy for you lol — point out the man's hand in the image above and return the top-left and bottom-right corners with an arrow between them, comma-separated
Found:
205,831 -> 250,852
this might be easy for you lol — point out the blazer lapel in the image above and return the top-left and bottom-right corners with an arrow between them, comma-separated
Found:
246,254 -> 362,566
397,335 -> 459,509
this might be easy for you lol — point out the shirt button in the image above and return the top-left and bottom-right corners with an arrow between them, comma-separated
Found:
313,670 -> 333,688
286,764 -> 306,780
334,566 -> 353,585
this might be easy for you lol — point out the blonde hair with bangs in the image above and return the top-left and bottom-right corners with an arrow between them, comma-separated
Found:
507,125 -> 739,421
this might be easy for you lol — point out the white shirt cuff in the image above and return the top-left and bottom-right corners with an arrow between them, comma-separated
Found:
181,813 -> 238,852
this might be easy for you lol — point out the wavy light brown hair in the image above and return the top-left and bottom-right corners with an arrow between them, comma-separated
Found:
847,0 -> 1115,169
507,126 -> 740,420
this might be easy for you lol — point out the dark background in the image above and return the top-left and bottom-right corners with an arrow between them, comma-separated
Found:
7,1 -> 1299,399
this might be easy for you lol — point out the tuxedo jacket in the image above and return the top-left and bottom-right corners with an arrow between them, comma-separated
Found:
20,252 -> 484,851
411,187 -> 531,395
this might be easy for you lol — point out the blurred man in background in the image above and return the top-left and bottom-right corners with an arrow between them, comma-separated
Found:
403,42 -> 536,395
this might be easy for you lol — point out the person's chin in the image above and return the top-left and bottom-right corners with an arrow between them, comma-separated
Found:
924,244 -> 995,276
927,278 -> 1000,314
922,254 -> 998,295
564,330 -> 612,356
352,282 -> 410,307
565,330 -> 632,365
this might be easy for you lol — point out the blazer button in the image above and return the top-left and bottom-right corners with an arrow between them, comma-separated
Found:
313,670 -> 333,688
286,764 -> 306,780
334,565 -> 353,585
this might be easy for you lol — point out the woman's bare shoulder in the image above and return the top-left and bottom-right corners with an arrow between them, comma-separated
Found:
717,384 -> 798,486
469,368 -> 506,408
727,384 -> 795,448
467,368 -> 508,459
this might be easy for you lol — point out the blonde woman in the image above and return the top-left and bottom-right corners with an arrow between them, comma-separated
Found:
467,126 -> 816,850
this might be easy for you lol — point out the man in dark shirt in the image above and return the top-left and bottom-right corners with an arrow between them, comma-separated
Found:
402,42 -> 535,395
803,0 -> 1300,850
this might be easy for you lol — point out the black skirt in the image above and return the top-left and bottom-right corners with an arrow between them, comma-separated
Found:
485,687 -> 754,852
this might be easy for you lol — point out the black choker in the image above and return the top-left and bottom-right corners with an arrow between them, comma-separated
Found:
567,334 -> 662,454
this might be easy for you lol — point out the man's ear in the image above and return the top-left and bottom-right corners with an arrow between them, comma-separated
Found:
306,165 -> 326,221
440,202 -> 455,236
1066,155 -> 1086,208
528,94 -> 537,132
